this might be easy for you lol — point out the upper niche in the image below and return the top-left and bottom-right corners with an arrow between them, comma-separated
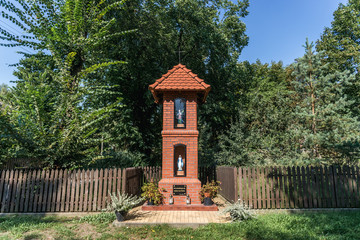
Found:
174,98 -> 186,128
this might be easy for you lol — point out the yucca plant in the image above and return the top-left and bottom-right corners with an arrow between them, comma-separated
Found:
103,192 -> 143,221
222,200 -> 255,222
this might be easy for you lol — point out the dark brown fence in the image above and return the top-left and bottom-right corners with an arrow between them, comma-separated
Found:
141,166 -> 216,185
217,166 -> 238,202
0,168 -> 142,213
217,165 -> 360,209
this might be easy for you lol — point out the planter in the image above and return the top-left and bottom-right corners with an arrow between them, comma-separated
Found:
204,192 -> 211,198
115,211 -> 127,222
147,199 -> 155,205
203,197 -> 213,206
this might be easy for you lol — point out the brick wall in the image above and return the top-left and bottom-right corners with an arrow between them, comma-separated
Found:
159,92 -> 202,204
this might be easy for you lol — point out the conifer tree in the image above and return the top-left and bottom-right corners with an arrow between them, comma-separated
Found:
291,39 -> 360,164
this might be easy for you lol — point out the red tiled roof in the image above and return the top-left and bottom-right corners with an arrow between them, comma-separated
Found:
149,64 -> 211,103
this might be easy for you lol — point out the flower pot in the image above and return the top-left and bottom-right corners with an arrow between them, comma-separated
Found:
204,192 -> 211,198
203,197 -> 213,206
115,211 -> 127,222
147,199 -> 155,205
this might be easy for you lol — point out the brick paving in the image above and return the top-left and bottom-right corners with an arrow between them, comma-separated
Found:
113,198 -> 231,228
113,208 -> 230,228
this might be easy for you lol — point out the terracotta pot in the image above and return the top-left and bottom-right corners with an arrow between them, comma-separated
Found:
115,211 -> 127,222
204,192 -> 211,198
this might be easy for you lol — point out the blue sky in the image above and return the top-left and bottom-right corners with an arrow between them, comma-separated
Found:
0,0 -> 348,86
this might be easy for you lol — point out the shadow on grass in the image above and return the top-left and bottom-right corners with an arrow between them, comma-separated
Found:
116,211 -> 360,240
0,215 -> 68,234
236,211 -> 360,240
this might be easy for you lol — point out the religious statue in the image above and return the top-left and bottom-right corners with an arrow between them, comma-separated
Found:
177,109 -> 184,124
177,155 -> 184,171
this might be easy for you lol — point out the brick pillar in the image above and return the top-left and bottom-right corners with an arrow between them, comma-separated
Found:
158,92 -> 202,205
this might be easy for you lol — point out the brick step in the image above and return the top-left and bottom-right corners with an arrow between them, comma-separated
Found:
141,203 -> 218,211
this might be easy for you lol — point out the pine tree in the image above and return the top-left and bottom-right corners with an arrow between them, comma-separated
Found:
291,39 -> 360,164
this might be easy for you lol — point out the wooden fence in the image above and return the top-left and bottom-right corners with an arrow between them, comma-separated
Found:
141,166 -> 216,185
217,165 -> 360,209
0,168 -> 142,213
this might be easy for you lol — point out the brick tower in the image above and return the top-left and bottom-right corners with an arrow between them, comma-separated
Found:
149,64 -> 210,205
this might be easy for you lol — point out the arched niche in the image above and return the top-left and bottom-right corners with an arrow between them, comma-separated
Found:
174,144 -> 186,177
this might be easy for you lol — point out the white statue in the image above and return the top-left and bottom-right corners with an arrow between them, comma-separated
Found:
177,155 -> 184,171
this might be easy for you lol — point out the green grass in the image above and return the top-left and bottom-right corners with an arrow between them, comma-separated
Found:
0,211 -> 359,239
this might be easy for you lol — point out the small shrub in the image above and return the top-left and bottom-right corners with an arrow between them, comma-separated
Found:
102,192 -> 143,213
222,200 -> 255,222
141,181 -> 165,205
199,180 -> 221,202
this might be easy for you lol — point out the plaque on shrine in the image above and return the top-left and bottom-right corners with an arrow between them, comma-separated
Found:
173,185 -> 187,195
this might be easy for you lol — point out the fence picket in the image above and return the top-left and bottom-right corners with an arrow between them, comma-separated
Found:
23,170 -> 31,212
88,169 -> 94,211
283,167 -> 289,209
356,166 -> 360,208
14,170 -> 23,212
9,170 -> 17,212
55,170 -> 63,212
265,167 -> 270,209
97,169 -> 103,211
50,170 -> 59,212
261,167 -> 266,209
92,169 -> 99,211
333,166 -> 340,207
84,170 -> 89,212
65,170 -> 72,212
61,170 -> 68,212
238,168 -> 243,202
74,170 -> 81,211
79,170 -> 85,212
278,167 -> 283,209
19,170 -> 27,212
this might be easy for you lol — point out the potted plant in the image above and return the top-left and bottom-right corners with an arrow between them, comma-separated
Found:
199,180 -> 221,206
141,181 -> 165,205
103,191 -> 143,222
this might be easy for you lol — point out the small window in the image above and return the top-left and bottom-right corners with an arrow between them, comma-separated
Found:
174,98 -> 186,128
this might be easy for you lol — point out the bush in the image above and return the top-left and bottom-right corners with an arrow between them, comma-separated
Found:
222,200 -> 255,222
102,192 -> 143,213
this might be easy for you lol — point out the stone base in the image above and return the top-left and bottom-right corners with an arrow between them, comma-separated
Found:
142,203 -> 218,211
159,178 -> 201,205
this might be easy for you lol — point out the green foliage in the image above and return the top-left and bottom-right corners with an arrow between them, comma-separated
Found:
1,212 -> 360,239
78,212 -> 116,225
0,0 -> 129,167
199,180 -> 221,201
141,181 -> 165,205
222,200 -> 254,222
290,39 -> 360,165
102,192 -> 143,213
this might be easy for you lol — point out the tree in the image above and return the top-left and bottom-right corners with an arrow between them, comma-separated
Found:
97,0 -> 250,165
0,0 -> 131,167
316,0 -> 360,119
215,61 -> 296,166
291,39 -> 360,165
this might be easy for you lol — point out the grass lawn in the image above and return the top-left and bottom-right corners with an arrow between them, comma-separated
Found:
0,211 -> 359,240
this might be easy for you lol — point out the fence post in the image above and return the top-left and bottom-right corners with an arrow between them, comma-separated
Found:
234,168 -> 238,202
121,168 -> 126,194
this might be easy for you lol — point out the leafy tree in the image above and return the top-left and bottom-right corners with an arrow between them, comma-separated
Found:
99,0 -> 250,165
215,61 -> 295,166
0,0 -> 131,167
